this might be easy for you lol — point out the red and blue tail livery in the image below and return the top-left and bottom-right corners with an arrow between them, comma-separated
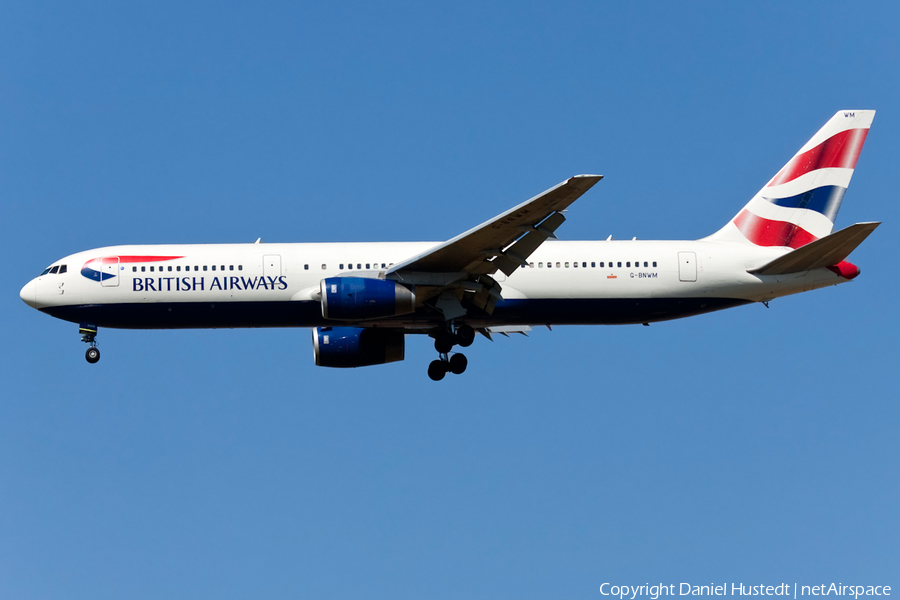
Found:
21,110 -> 880,379
710,110 -> 875,249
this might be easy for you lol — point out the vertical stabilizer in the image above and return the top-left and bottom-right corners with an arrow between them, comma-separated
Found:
707,110 -> 874,247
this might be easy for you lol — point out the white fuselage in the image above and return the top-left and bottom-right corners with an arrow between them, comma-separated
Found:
20,238 -> 851,331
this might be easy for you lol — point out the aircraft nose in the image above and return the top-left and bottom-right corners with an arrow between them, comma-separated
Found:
20,279 -> 37,308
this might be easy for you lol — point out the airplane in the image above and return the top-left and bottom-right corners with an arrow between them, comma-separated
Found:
20,110 -> 879,380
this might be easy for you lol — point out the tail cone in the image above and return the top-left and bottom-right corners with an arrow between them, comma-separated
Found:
828,261 -> 860,280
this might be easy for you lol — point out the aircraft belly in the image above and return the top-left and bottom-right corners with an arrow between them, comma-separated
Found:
40,296 -> 751,329
485,297 -> 750,325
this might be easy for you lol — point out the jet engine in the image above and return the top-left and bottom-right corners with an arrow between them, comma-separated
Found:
320,277 -> 415,320
313,327 -> 405,368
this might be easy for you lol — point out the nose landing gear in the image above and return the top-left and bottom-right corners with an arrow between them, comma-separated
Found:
427,324 -> 474,380
80,324 -> 100,364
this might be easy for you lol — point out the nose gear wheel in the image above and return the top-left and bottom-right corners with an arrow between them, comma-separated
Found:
79,324 -> 100,364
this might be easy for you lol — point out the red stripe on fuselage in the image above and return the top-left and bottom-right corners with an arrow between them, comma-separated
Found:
768,128 -> 868,187
87,255 -> 184,267
115,255 -> 183,263
732,210 -> 818,248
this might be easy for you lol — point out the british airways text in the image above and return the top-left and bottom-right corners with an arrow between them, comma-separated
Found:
132,276 -> 288,292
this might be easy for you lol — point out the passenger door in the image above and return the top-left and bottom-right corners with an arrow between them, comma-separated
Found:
263,255 -> 282,278
101,256 -> 120,287
677,252 -> 697,282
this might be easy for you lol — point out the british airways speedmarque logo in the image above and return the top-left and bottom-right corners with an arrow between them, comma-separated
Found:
81,256 -> 183,281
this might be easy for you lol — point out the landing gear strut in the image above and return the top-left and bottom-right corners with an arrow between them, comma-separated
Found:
80,324 -> 100,364
428,323 -> 474,380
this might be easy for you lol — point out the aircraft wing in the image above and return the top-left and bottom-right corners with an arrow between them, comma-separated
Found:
386,175 -> 602,280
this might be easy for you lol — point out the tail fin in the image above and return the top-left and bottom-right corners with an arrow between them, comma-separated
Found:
707,110 -> 875,247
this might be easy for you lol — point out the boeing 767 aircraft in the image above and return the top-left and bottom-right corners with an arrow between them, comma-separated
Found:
20,110 -> 879,380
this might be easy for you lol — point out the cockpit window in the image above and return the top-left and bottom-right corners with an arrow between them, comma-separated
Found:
58,265 -> 67,274
40,267 -> 52,276
49,266 -> 59,274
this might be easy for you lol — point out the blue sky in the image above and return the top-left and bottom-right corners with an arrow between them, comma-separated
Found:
2,2 -> 898,598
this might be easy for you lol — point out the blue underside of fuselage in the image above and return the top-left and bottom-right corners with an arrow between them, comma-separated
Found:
39,297 -> 751,330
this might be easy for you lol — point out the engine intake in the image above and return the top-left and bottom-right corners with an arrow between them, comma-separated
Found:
321,277 -> 415,320
312,327 -> 405,368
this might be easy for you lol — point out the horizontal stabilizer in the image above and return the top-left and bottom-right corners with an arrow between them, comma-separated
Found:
749,222 -> 880,276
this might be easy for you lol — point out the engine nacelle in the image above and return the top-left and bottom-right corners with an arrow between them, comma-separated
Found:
312,327 -> 405,368
321,277 -> 415,320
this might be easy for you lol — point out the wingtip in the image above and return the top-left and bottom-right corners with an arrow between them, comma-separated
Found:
572,174 -> 603,180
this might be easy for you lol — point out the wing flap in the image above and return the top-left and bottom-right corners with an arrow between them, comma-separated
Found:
749,222 -> 880,276
492,212 -> 567,276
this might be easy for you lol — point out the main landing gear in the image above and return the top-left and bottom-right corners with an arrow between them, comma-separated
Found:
427,324 -> 475,381
80,324 -> 100,364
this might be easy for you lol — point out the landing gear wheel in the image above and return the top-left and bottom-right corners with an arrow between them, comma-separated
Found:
434,335 -> 454,354
85,347 -> 100,364
456,325 -> 475,347
427,360 -> 447,381
449,353 -> 467,374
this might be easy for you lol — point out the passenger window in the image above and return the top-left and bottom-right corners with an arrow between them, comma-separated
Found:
582,262 -> 587,268
150,266 -> 155,272
229,265 -> 234,271
366,263 -> 370,269
626,262 -> 630,267
176,266 -> 181,272
565,262 -> 570,268
538,262 -> 543,268
168,266 -> 173,272
339,264 -> 344,270
141,266 -> 146,272
321,264 -> 327,270
381,263 -> 386,268
304,264 -> 309,270
238,265 -> 243,271
617,262 -> 622,268
653,261 -> 657,267
529,262 -> 534,268
212,265 -> 216,271
556,262 -> 561,268
195,266 -> 200,271
59,265 -> 67,274
203,266 -> 207,271
357,263 -> 361,269
221,265 -> 225,271
547,262 -> 552,268
592,262 -> 596,267
573,262 -> 577,268
644,261 -> 648,267
599,262 -> 604,268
